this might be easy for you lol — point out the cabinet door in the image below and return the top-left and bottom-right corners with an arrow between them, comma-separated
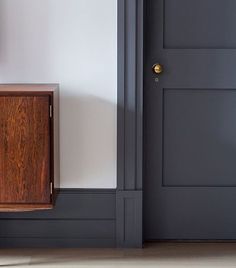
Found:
0,96 -> 51,204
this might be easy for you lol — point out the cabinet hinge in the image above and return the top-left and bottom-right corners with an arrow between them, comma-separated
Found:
49,105 -> 53,118
50,182 -> 53,195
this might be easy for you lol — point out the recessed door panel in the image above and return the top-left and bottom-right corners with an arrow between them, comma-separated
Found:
163,89 -> 236,186
164,0 -> 236,49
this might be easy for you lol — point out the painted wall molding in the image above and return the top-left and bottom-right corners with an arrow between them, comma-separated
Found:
0,189 -> 116,248
116,0 -> 144,248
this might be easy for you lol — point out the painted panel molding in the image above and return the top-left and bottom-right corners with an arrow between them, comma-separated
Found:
0,189 -> 116,248
116,0 -> 144,248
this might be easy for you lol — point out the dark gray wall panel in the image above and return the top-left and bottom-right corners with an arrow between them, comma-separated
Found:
163,89 -> 236,186
0,189 -> 116,248
0,189 -> 116,219
164,0 -> 236,49
0,220 -> 115,239
0,238 -> 115,248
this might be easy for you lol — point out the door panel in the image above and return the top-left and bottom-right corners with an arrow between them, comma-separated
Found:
164,0 -> 236,49
144,0 -> 236,240
0,96 -> 50,204
163,89 -> 236,187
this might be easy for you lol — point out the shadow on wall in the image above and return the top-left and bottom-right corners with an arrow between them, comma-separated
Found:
59,92 -> 117,188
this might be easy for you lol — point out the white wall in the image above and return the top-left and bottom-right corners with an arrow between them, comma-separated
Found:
0,0 -> 117,188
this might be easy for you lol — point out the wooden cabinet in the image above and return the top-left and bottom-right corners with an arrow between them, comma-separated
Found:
0,84 -> 59,212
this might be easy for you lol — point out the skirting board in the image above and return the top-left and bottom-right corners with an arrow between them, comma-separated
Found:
0,189 -> 116,248
116,190 -> 143,248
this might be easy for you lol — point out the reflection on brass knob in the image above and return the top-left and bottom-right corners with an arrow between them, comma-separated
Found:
153,63 -> 163,74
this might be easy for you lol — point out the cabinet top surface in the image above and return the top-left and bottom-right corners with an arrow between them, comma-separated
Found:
0,84 -> 59,92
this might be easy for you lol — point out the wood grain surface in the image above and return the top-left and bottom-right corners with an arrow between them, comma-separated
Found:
0,96 -> 51,204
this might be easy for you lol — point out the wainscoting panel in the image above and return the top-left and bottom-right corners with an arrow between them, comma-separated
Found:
0,189 -> 116,248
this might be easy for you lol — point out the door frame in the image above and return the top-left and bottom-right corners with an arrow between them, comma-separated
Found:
116,0 -> 144,248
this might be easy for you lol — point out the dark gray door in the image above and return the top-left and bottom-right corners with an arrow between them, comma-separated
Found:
144,0 -> 236,240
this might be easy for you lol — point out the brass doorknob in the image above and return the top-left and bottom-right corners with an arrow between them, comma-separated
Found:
152,63 -> 163,74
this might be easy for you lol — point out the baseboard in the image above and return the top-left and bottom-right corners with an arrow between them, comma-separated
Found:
0,189 -> 116,248
116,190 -> 143,248
0,238 -> 116,248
